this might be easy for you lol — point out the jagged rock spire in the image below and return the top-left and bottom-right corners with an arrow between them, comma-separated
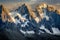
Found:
16,3 -> 40,23
0,4 -> 15,23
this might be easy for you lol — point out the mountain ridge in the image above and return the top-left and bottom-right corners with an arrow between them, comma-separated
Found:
0,3 -> 60,38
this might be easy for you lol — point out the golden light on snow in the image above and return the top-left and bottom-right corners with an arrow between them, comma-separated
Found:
17,13 -> 26,22
2,11 -> 7,22
39,13 -> 44,19
48,5 -> 56,11
56,9 -> 60,15
38,3 -> 47,9
1,3 -> 60,25
34,17 -> 40,23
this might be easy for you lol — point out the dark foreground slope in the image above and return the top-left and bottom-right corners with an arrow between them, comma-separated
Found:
26,33 -> 60,40
0,22 -> 25,40
0,29 -> 25,40
0,30 -> 60,40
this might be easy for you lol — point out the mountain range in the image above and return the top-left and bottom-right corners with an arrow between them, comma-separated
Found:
0,3 -> 60,40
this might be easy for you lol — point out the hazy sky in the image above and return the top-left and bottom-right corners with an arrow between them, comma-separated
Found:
0,0 -> 60,10
0,0 -> 60,4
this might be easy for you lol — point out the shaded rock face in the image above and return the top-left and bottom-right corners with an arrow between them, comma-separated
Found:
16,4 -> 30,20
0,5 -> 2,13
35,4 -> 60,34
0,5 -> 25,40
0,5 -> 2,24
46,9 -> 60,28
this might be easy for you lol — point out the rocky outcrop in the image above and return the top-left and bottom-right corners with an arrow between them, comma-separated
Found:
0,5 -> 15,23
